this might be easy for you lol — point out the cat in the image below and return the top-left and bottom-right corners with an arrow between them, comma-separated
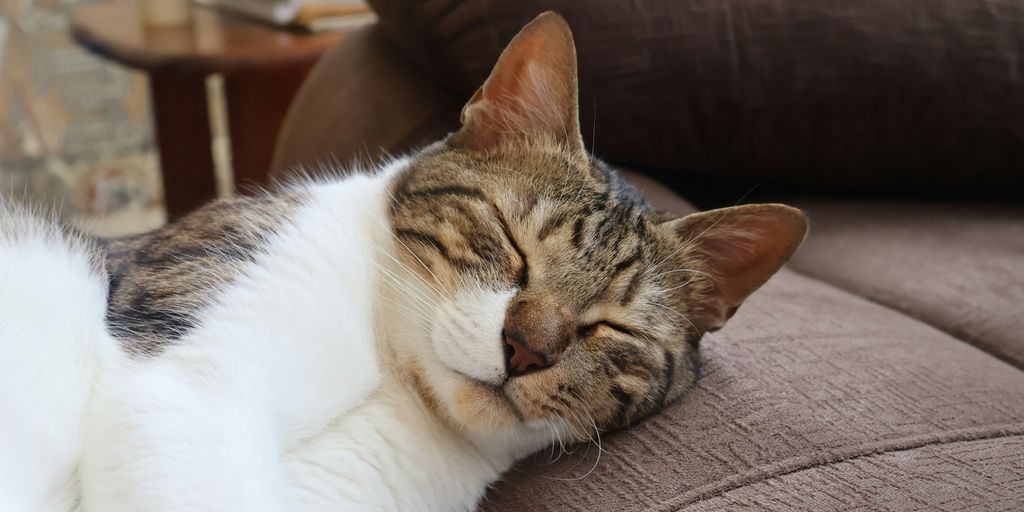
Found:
0,12 -> 807,512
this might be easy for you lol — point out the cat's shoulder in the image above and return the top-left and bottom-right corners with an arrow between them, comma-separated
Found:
103,192 -> 307,354
105,192 -> 305,266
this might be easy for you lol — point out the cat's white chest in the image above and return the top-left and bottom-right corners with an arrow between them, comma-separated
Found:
167,174 -> 392,444
81,175 -> 394,511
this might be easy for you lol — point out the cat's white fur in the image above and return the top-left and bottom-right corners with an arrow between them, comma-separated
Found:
0,161 -> 556,511
432,286 -> 515,386
0,206 -> 112,511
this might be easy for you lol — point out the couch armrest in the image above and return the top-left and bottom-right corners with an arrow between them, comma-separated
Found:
271,25 -> 460,179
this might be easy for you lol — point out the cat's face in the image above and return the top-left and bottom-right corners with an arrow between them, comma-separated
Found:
387,13 -> 807,443
390,139 -> 706,439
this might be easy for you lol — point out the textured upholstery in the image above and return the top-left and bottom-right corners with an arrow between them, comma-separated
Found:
681,436 -> 1024,511
365,0 -> 1024,196
271,17 -> 1024,512
788,200 -> 1024,369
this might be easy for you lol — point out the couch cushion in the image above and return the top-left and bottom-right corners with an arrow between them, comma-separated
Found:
788,200 -> 1024,369
367,0 -> 1024,195
484,269 -> 1024,511
682,435 -> 1024,511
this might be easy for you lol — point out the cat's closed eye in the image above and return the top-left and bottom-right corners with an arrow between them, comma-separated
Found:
494,210 -> 529,287
577,320 -> 638,339
515,258 -> 529,288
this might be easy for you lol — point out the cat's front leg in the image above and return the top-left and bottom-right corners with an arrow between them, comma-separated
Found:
80,359 -> 287,512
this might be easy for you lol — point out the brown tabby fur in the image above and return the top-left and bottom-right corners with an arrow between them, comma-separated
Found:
102,194 -> 303,355
388,134 -> 705,434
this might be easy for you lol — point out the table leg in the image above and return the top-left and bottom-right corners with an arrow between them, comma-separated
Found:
224,61 -> 314,191
149,70 -> 218,219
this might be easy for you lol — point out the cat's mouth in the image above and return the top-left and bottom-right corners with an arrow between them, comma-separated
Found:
431,364 -> 531,430
450,366 -> 517,403
434,336 -> 563,424
450,366 -> 506,389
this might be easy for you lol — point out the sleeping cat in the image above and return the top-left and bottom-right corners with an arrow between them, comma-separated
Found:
0,12 -> 807,512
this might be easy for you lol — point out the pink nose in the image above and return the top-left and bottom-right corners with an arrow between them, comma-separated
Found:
504,335 -> 550,376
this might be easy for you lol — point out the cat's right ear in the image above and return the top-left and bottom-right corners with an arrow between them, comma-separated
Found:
449,12 -> 585,154
655,204 -> 809,334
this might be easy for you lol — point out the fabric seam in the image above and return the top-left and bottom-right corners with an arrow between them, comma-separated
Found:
647,424 -> 1024,511
784,265 -> 1024,372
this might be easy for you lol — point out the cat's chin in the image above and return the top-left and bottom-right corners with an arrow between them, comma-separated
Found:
404,355 -> 519,434
449,377 -> 522,430
428,369 -> 568,460
444,365 -> 574,439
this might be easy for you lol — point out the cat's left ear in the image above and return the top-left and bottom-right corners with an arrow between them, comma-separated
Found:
449,12 -> 584,153
656,204 -> 809,334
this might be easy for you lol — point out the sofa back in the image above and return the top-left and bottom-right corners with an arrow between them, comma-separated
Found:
370,0 -> 1024,195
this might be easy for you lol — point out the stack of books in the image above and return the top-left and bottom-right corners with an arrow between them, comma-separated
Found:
201,0 -> 376,32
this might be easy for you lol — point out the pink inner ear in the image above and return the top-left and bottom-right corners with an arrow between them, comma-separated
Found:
480,34 -> 543,102
454,12 -> 581,151
700,217 -> 800,308
668,205 -> 808,331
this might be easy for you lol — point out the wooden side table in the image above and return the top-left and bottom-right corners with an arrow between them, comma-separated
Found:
71,0 -> 344,218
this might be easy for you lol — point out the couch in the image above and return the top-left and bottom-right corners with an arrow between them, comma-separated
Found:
269,2 -> 1024,509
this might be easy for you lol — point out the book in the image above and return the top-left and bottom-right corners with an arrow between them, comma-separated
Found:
199,0 -> 376,32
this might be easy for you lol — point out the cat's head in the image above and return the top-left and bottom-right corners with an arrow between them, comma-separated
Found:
387,13 -> 807,444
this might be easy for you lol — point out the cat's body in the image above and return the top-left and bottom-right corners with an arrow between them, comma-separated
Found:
0,13 -> 807,512
2,164 -> 548,511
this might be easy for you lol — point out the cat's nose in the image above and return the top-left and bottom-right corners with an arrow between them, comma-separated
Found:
502,294 -> 572,378
503,334 -> 550,376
